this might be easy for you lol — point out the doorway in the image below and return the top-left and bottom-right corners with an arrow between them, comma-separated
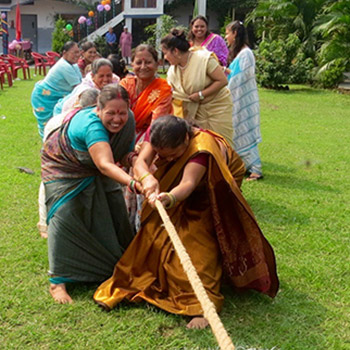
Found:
21,15 -> 37,52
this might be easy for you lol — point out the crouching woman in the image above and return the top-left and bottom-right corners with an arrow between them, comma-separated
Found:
41,84 -> 140,304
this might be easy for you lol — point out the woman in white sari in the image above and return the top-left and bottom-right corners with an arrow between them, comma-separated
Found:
161,29 -> 234,147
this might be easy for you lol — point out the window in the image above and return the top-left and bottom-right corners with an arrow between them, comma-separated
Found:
131,0 -> 156,8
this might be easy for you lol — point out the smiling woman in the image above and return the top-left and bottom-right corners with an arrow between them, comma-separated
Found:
119,44 -> 173,232
41,84 -> 139,304
53,58 -> 119,117
31,41 -> 82,138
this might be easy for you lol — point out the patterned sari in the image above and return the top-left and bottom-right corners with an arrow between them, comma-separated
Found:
41,110 -> 135,282
201,33 -> 229,67
120,76 -> 172,232
120,76 -> 172,142
94,130 -> 279,315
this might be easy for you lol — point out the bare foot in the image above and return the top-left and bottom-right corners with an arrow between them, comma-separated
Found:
186,317 -> 209,329
50,283 -> 73,304
37,223 -> 48,239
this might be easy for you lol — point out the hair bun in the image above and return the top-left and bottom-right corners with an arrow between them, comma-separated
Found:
171,28 -> 186,40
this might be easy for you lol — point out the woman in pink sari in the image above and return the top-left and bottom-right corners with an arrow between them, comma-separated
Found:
188,15 -> 229,66
119,26 -> 132,64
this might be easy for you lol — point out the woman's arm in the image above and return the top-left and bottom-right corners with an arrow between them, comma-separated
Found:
133,141 -> 159,199
188,64 -> 228,102
156,161 -> 207,208
89,141 -> 134,186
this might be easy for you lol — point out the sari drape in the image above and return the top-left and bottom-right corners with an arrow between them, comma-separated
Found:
167,48 -> 234,147
120,76 -> 172,136
41,111 -> 136,282
201,33 -> 229,67
94,130 -> 278,315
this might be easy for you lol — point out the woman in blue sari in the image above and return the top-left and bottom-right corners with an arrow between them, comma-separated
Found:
41,84 -> 139,304
225,21 -> 263,181
31,41 -> 82,138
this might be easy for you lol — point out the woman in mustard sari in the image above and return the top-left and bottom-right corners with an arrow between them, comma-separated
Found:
94,116 -> 279,329
161,29 -> 234,147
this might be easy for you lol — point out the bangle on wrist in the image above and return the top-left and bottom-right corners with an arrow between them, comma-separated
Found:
127,152 -> 137,167
127,179 -> 141,194
164,192 -> 177,209
138,172 -> 151,182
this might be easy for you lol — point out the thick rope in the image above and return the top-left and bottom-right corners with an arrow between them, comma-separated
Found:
155,200 -> 235,350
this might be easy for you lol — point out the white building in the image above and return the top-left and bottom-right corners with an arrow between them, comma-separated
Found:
1,0 -> 223,54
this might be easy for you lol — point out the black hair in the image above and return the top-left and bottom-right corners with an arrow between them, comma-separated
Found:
150,115 -> 193,149
161,28 -> 190,53
98,84 -> 129,109
80,41 -> 96,52
226,21 -> 249,62
188,15 -> 211,42
132,44 -> 159,63
107,53 -> 128,79
62,41 -> 78,54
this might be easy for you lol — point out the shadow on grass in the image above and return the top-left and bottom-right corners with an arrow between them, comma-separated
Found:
262,86 -> 329,96
220,282 -> 328,349
247,198 -> 310,226
262,162 -> 337,193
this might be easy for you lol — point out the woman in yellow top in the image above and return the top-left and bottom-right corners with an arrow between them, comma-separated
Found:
161,28 -> 234,147
94,116 -> 279,329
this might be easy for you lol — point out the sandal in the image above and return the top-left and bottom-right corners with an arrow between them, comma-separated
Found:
246,173 -> 264,182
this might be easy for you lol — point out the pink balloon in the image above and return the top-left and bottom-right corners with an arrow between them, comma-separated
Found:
1,13 -> 6,19
97,4 -> 104,12
78,16 -> 87,24
9,42 -> 16,50
104,4 -> 111,11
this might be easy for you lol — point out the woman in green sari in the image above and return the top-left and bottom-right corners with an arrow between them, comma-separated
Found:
41,84 -> 140,304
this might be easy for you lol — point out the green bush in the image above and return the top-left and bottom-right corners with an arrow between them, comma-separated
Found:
255,34 -> 314,89
93,35 -> 109,58
314,59 -> 346,89
52,17 -> 71,53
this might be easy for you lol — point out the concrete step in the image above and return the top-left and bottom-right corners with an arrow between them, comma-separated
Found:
338,82 -> 350,90
343,72 -> 350,79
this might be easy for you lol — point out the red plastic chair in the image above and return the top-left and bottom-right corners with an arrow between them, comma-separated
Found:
4,54 -> 31,80
0,60 -> 13,89
31,52 -> 50,76
46,51 -> 60,67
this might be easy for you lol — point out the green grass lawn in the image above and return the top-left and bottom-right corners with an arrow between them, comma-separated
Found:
0,72 -> 349,350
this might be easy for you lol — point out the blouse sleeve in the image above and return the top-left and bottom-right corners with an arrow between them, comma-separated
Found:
207,55 -> 220,74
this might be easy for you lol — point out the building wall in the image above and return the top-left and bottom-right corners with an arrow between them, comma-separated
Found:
5,0 -> 87,53
166,3 -> 220,32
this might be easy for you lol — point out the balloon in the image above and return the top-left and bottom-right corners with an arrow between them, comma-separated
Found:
104,4 -> 111,11
78,16 -> 87,24
88,11 -> 94,17
101,0 -> 106,5
86,19 -> 92,26
97,4 -> 104,12
65,24 -> 73,31
1,13 -> 6,19
105,0 -> 111,4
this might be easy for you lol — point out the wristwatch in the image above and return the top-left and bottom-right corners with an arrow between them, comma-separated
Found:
198,91 -> 204,100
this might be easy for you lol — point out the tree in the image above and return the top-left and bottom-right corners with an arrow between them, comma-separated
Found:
246,0 -> 326,58
314,0 -> 350,71
52,16 -> 71,53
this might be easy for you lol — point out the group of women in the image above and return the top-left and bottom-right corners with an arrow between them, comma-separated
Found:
31,19 -> 278,329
